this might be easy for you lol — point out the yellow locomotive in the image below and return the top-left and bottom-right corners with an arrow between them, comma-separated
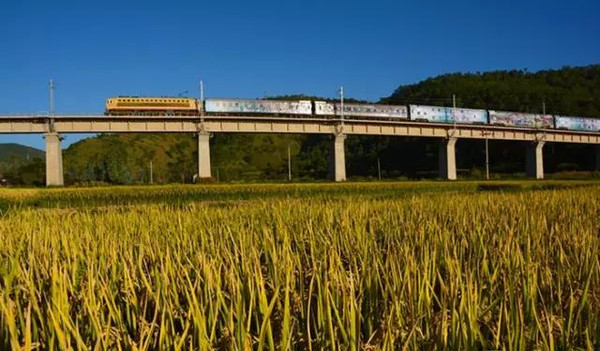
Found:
105,97 -> 201,116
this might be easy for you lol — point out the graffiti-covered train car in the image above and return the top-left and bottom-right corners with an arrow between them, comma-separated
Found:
555,115 -> 600,132
488,110 -> 554,129
204,99 -> 312,115
409,105 -> 487,124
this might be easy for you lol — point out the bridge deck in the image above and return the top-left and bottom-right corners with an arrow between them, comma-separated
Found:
0,115 -> 598,144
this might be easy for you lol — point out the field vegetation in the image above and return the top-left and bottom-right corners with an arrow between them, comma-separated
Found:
0,181 -> 599,349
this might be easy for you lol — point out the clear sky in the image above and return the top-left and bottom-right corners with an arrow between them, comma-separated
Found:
0,0 -> 598,149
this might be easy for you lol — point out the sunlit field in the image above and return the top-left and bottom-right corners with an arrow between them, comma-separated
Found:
0,181 -> 599,350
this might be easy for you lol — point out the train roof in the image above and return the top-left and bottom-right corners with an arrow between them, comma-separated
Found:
205,98 -> 312,102
109,96 -> 196,99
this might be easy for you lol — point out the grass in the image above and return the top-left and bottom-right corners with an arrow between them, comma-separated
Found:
0,181 -> 599,349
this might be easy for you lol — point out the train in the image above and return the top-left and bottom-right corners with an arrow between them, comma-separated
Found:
105,96 -> 600,132
105,97 -> 200,116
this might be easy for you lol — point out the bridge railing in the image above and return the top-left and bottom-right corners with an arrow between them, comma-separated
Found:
0,112 -> 105,117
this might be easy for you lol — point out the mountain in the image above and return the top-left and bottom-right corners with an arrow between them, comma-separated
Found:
0,143 -> 44,162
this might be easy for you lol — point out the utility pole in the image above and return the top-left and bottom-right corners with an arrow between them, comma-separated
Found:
339,86 -> 344,127
49,79 -> 55,116
482,131 -> 491,180
377,157 -> 381,180
149,160 -> 153,183
199,79 -> 204,102
287,144 -> 292,181
485,138 -> 490,180
542,101 -> 546,114
452,94 -> 457,130
199,79 -> 205,121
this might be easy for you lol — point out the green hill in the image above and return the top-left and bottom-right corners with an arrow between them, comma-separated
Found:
382,65 -> 600,116
0,143 -> 45,185
0,143 -> 44,162
366,65 -> 600,179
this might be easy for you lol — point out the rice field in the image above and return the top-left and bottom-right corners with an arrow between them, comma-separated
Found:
0,181 -> 599,350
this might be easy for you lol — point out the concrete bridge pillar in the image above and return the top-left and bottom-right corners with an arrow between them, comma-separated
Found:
329,133 -> 346,182
526,141 -> 545,179
45,132 -> 64,186
197,132 -> 211,179
439,137 -> 457,180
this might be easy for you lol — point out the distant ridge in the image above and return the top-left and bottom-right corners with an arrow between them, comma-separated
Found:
0,143 -> 44,162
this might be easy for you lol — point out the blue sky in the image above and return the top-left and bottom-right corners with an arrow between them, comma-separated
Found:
0,0 -> 598,149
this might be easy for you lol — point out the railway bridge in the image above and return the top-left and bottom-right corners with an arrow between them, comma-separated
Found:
1,115 -> 599,186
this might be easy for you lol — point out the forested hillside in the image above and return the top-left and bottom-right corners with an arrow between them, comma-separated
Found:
368,65 -> 600,179
383,65 -> 600,116
5,65 -> 600,185
0,144 -> 45,185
